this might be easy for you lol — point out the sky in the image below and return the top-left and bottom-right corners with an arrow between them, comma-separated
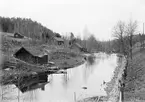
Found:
0,0 -> 145,40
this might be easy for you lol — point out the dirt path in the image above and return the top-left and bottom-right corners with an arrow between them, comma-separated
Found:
107,56 -> 126,102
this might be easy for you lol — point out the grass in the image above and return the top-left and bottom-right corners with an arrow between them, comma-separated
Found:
77,96 -> 107,102
124,47 -> 145,101
48,50 -> 85,69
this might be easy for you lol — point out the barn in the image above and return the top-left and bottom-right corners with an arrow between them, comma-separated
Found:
14,47 -> 48,65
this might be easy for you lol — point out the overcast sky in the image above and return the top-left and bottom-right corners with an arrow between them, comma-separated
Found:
0,0 -> 145,40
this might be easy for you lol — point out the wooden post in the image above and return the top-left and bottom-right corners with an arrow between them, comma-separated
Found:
41,86 -> 45,91
122,90 -> 124,102
143,23 -> 144,35
143,23 -> 144,48
120,87 -> 124,102
119,79 -> 125,102
74,92 -> 76,102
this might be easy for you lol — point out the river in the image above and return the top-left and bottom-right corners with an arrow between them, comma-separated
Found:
0,53 -> 118,102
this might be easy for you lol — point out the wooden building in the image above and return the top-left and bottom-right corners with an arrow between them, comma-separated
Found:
70,43 -> 83,52
14,47 -> 48,65
53,37 -> 64,45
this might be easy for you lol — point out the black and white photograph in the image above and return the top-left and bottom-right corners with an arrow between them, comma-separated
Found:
0,0 -> 145,102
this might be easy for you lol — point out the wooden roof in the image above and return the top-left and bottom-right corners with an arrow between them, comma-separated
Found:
70,43 -> 83,49
53,37 -> 64,42
15,46 -> 46,56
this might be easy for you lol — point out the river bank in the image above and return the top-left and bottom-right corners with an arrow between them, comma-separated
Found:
106,54 -> 126,102
123,48 -> 145,101
88,47 -> 145,102
76,53 -> 126,102
1,53 -> 118,102
0,51 -> 85,85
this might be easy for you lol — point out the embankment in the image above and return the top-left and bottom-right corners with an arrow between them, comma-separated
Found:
105,54 -> 126,102
123,48 -> 145,101
0,52 -> 85,85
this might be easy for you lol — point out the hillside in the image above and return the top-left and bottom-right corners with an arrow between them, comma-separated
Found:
0,16 -> 59,41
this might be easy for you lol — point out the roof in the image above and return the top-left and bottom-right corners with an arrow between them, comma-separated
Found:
14,32 -> 24,36
75,43 -> 83,48
15,46 -> 46,56
70,43 -> 83,49
53,37 -> 64,42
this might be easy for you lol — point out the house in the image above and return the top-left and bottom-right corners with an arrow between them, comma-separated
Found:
14,32 -> 24,38
14,47 -> 48,65
53,37 -> 64,45
70,43 -> 83,52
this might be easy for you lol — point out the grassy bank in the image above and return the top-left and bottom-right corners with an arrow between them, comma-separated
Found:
105,54 -> 126,102
0,49 -> 85,85
77,96 -> 108,102
104,47 -> 145,102
124,48 -> 145,101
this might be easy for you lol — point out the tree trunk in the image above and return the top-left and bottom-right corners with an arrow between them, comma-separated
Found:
129,35 -> 133,60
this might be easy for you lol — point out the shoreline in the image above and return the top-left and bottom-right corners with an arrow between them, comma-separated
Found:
77,54 -> 127,102
0,54 -> 86,85
106,55 -> 126,102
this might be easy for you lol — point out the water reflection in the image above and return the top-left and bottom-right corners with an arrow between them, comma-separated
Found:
0,74 -> 47,102
0,53 -> 118,102
15,73 -> 48,93
62,73 -> 69,88
1,73 -> 49,93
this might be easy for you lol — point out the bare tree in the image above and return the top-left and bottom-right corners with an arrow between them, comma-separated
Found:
125,20 -> 138,59
113,21 -> 126,55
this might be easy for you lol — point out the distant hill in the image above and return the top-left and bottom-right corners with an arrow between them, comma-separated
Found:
0,17 -> 60,42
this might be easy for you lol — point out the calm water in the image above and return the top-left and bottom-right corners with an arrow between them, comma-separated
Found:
0,53 -> 118,102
